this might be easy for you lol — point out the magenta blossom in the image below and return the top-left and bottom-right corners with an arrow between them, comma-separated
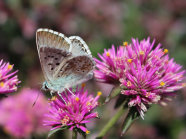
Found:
0,88 -> 49,138
94,44 -> 128,84
44,86 -> 101,134
0,60 -> 20,94
95,38 -> 185,119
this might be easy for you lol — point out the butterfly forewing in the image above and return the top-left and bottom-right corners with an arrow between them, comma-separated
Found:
36,29 -> 72,81
36,28 -> 71,51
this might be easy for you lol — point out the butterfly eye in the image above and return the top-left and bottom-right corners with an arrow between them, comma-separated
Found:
44,85 -> 49,90
42,82 -> 49,91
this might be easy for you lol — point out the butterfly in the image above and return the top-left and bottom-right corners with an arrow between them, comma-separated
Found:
36,28 -> 95,94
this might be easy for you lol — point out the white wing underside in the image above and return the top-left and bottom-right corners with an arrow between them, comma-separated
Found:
36,28 -> 94,91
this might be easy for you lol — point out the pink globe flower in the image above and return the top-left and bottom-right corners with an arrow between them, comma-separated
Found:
44,86 -> 101,134
94,45 -> 127,84
0,88 -> 49,138
95,38 -> 185,119
0,60 -> 20,94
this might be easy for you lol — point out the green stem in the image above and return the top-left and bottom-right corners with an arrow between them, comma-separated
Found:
72,130 -> 77,139
96,106 -> 125,139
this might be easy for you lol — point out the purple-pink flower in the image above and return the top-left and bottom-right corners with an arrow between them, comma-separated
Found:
94,45 -> 126,84
44,86 -> 101,134
0,88 -> 49,138
94,38 -> 185,118
0,60 -> 20,94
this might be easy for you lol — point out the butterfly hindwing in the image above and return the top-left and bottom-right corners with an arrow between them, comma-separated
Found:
59,55 -> 95,77
52,55 -> 95,89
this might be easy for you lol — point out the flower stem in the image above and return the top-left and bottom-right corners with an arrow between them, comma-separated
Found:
96,106 -> 125,139
72,130 -> 77,139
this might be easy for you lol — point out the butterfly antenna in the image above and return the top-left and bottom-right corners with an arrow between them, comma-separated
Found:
32,90 -> 40,107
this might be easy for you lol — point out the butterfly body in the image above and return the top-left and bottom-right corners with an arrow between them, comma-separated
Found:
36,29 -> 95,92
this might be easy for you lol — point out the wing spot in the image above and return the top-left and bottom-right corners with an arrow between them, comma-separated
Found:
55,58 -> 58,60
56,63 -> 60,65
51,67 -> 54,70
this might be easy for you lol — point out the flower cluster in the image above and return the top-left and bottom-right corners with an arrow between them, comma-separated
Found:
94,38 -> 185,118
44,86 -> 101,134
0,88 -> 49,138
0,60 -> 20,94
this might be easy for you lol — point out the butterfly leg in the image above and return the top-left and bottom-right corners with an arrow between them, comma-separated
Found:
50,90 -> 55,96
66,88 -> 75,96
57,91 -> 67,104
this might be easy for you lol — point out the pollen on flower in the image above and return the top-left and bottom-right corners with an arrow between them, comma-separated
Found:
51,96 -> 57,101
0,82 -> 4,87
182,83 -> 186,87
61,115 -> 69,125
106,52 -> 110,57
7,64 -> 13,70
123,41 -> 128,47
164,49 -> 168,54
75,97 -> 80,101
86,102 -> 91,106
145,92 -> 150,97
97,91 -> 102,96
139,51 -> 145,55
86,130 -> 90,134
127,59 -> 133,63
127,81 -> 132,87
160,81 -> 165,87
81,83 -> 86,88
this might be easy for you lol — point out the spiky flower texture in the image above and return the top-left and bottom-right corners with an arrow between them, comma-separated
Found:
95,38 -> 185,118
44,86 -> 101,134
0,60 -> 20,94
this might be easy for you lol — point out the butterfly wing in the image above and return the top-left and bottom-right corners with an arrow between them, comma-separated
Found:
54,55 -> 95,89
46,37 -> 95,91
69,36 -> 92,56
36,29 -> 95,92
36,28 -> 72,84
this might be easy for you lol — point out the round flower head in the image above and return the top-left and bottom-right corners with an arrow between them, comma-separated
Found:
0,60 -> 20,94
95,38 -> 185,119
0,88 -> 49,138
44,86 -> 101,134
119,38 -> 185,118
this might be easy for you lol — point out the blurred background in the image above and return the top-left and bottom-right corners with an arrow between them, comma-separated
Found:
0,0 -> 186,139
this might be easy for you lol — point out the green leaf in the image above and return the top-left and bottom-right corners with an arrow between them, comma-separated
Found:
121,108 -> 139,136
48,126 -> 68,138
